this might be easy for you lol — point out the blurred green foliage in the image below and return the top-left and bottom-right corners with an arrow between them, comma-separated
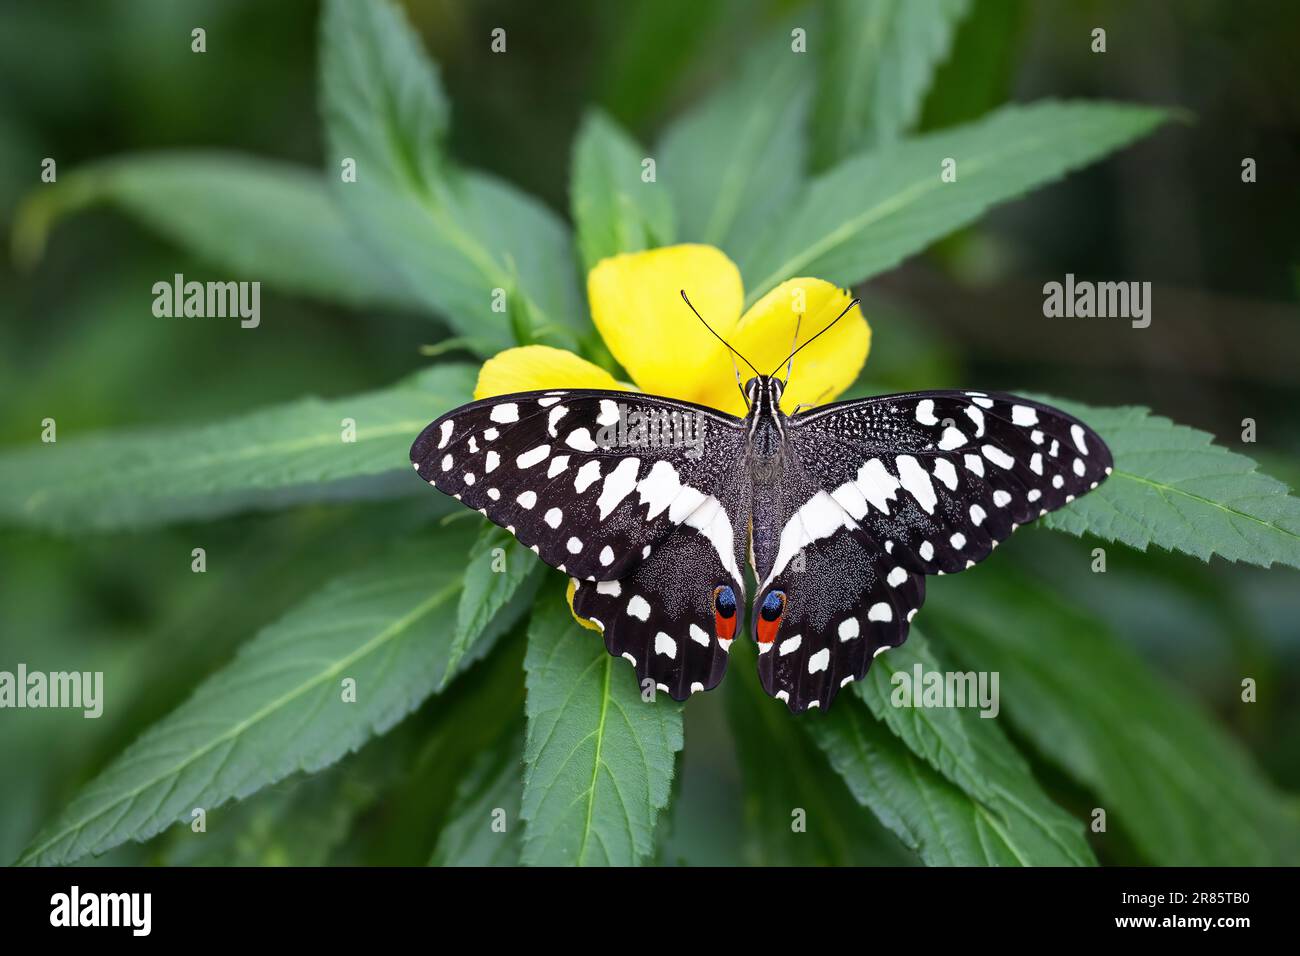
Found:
1,0 -> 1298,867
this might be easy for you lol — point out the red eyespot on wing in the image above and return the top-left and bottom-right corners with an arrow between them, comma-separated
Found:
712,585 -> 738,641
755,590 -> 785,644
715,610 -> 737,641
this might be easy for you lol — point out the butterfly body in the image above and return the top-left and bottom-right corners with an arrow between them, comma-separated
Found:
412,374 -> 1111,713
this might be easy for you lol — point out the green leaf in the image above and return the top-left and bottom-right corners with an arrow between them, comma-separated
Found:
570,110 -> 675,272
1038,398 -> 1300,570
430,728 -> 526,866
657,21 -> 813,258
725,641 -> 916,865
156,763 -> 377,867
11,153 -> 419,312
520,588 -> 683,865
837,630 -> 1097,865
444,523 -> 544,685
16,527 -> 479,866
318,0 -> 582,351
918,0 -> 1027,131
810,696 -> 1043,865
336,631 -> 527,865
925,569 -> 1300,865
741,100 -> 1173,306
0,364 -> 474,533
810,0 -> 969,170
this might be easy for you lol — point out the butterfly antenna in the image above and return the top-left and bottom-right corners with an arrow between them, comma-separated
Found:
768,297 -> 860,379
681,290 -> 760,379
782,315 -> 802,385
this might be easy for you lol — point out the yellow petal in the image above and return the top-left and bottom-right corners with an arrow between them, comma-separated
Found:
474,345 -> 629,400
588,244 -> 743,404
693,279 -> 870,416
566,578 -> 603,633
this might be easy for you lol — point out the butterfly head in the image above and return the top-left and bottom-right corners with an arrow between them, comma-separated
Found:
744,375 -> 784,414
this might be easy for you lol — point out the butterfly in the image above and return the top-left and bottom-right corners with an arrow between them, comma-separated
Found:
410,293 -> 1112,713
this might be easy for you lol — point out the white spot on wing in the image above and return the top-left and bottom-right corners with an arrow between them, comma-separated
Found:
897,455 -> 938,514
565,428 -> 596,451
626,595 -> 650,620
654,632 -> 677,658
516,445 -> 550,468
868,603 -> 892,622
982,445 -> 1016,469
438,420 -> 454,448
938,426 -> 966,451
636,460 -> 681,520
932,457 -> 958,491
779,635 -> 802,656
574,460 -> 602,492
855,458 -> 901,514
1011,405 -> 1038,426
544,507 -> 563,528
808,648 -> 830,674
838,619 -> 859,641
597,458 -> 640,520
490,403 -> 519,423
547,405 -> 569,437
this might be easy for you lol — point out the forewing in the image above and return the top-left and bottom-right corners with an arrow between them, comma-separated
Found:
411,389 -> 748,582
785,390 -> 1112,575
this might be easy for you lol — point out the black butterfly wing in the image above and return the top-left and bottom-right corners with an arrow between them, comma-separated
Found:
754,390 -> 1111,712
412,388 -> 752,699
753,518 -> 926,713
570,516 -> 742,700
411,388 -> 746,580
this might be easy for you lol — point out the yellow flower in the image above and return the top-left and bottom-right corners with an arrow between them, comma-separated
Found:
475,244 -> 870,417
